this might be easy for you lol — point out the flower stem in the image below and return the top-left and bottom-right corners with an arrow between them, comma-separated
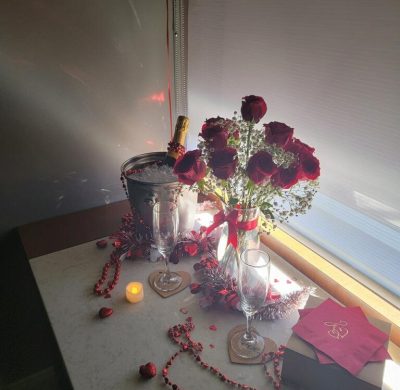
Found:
242,123 -> 254,207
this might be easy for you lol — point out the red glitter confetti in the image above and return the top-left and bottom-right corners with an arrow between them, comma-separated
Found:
179,307 -> 188,314
209,324 -> 217,331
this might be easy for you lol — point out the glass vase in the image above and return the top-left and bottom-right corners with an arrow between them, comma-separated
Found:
217,206 -> 260,279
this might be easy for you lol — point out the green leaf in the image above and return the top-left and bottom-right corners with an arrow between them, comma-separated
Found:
260,202 -> 273,210
197,179 -> 205,192
262,209 -> 275,220
246,180 -> 255,190
229,197 -> 239,206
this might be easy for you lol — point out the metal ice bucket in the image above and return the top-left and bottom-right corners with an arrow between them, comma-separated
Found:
121,152 -> 197,236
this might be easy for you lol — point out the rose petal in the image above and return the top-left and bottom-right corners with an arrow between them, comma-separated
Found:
99,307 -> 113,319
96,239 -> 108,249
209,324 -> 217,331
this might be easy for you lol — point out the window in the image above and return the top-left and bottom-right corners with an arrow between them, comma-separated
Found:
186,0 -> 400,301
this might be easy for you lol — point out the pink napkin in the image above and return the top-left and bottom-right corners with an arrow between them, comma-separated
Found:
299,308 -> 391,364
293,299 -> 389,375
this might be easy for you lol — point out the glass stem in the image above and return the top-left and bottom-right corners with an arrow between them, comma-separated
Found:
244,313 -> 253,341
164,254 -> 171,280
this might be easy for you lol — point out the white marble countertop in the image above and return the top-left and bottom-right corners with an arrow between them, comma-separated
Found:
30,239 -> 327,390
31,238 -> 400,389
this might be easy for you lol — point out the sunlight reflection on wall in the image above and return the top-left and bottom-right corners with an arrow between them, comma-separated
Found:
0,0 -> 170,237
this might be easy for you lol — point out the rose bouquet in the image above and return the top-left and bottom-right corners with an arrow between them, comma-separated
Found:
173,95 -> 320,229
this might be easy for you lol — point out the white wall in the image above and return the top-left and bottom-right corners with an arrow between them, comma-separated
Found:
0,0 -> 170,238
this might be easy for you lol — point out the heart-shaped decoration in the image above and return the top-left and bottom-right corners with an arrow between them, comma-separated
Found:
99,307 -> 113,319
139,362 -> 157,379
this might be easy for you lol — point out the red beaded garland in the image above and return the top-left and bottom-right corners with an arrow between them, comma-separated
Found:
262,345 -> 286,390
162,317 -> 265,390
93,252 -> 121,296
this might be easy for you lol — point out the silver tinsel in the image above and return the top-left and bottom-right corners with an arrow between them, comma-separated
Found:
255,286 -> 314,321
195,260 -> 314,320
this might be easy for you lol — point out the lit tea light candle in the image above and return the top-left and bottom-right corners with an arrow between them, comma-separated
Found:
126,282 -> 144,303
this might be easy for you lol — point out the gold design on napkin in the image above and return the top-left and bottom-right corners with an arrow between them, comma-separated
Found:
323,320 -> 349,340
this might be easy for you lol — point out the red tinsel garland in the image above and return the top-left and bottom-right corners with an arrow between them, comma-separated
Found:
190,256 -> 312,320
94,209 -> 309,320
93,211 -> 214,297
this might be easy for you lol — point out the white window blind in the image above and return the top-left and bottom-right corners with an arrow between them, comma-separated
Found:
187,0 -> 400,298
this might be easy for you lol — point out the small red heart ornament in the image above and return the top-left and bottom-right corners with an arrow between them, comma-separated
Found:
139,362 -> 157,379
98,307 -> 113,319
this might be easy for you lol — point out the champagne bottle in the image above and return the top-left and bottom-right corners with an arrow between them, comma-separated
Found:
164,115 -> 189,167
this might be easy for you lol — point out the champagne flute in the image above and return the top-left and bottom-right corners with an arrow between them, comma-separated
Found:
152,201 -> 182,292
231,249 -> 270,359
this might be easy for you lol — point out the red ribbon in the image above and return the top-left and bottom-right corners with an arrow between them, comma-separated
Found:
205,210 -> 259,249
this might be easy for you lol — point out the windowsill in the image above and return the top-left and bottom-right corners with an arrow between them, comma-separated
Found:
261,227 -> 400,352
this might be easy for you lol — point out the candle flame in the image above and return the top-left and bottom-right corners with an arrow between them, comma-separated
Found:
131,287 -> 139,294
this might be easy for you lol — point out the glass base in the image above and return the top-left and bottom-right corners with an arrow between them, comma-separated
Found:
230,329 -> 265,359
154,271 -> 182,292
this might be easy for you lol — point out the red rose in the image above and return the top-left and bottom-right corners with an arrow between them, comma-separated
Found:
200,117 -> 229,150
246,151 -> 277,184
241,95 -> 267,123
209,147 -> 238,180
173,149 -> 206,185
285,138 -> 315,155
299,154 -> 320,180
264,122 -> 294,147
272,166 -> 300,189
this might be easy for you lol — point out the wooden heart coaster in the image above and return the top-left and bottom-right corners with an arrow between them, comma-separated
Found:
227,324 -> 277,364
148,270 -> 191,298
